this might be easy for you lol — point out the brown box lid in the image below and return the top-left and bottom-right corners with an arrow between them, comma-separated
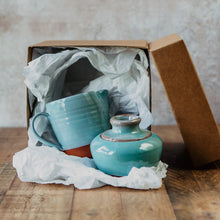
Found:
149,33 -> 220,167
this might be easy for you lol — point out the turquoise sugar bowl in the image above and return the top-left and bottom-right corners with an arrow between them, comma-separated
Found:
90,115 -> 163,176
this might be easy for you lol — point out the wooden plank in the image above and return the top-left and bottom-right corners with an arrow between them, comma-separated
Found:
160,125 -> 220,219
71,174 -> 175,220
152,125 -> 193,169
165,168 -> 220,220
164,169 -> 201,220
191,168 -> 220,219
0,128 -> 27,163
0,128 -> 27,205
0,127 -> 219,220
214,160 -> 220,168
0,177 -> 74,220
0,163 -> 17,204
120,184 -> 176,220
71,186 -> 121,220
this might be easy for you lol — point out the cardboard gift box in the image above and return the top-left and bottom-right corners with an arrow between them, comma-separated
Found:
26,33 -> 220,167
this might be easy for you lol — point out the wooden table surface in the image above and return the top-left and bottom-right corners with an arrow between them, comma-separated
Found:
0,126 -> 219,220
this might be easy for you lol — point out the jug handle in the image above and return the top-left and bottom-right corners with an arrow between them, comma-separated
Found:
31,112 -> 63,151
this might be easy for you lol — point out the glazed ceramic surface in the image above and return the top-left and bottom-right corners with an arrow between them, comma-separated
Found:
31,90 -> 110,151
90,115 -> 163,176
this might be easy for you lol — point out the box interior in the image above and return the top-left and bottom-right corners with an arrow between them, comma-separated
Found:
27,45 -> 151,120
26,45 -> 152,147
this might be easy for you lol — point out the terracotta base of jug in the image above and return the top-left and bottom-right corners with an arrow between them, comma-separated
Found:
64,145 -> 92,158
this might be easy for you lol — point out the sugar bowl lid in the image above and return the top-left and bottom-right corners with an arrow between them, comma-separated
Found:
100,114 -> 152,142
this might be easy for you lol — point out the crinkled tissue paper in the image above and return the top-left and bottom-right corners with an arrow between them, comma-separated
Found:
13,46 -> 168,190
13,146 -> 168,190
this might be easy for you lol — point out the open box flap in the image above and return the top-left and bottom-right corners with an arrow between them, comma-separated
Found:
149,33 -> 220,167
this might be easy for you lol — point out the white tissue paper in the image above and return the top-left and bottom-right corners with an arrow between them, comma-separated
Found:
13,146 -> 168,190
13,46 -> 168,190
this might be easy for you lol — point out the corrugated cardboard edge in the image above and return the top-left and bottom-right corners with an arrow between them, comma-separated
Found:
149,33 -> 220,167
30,40 -> 149,49
26,47 -> 33,129
26,40 -> 150,127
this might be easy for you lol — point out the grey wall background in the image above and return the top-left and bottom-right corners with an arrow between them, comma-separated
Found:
0,0 -> 220,127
